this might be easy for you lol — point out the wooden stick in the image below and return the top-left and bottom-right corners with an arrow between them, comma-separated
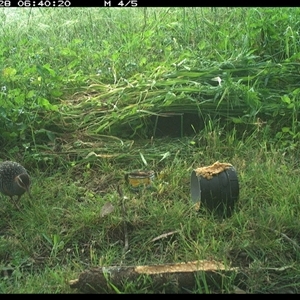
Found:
69,260 -> 240,293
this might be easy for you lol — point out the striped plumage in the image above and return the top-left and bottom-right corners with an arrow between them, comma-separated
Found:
0,161 -> 32,207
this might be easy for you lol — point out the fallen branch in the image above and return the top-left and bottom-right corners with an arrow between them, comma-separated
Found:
256,225 -> 300,252
278,232 -> 300,252
259,265 -> 294,272
151,230 -> 180,242
69,260 -> 241,293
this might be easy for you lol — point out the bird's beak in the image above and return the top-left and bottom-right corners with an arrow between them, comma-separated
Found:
26,187 -> 32,199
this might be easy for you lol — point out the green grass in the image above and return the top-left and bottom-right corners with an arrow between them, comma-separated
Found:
1,134 -> 300,293
0,7 -> 300,293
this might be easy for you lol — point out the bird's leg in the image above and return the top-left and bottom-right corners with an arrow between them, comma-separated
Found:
10,196 -> 21,210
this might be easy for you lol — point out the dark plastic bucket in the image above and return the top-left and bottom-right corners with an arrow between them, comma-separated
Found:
191,165 -> 239,218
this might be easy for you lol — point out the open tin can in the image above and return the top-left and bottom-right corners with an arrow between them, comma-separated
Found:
125,170 -> 155,190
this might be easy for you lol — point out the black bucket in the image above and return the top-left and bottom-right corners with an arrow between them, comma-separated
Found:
191,162 -> 239,218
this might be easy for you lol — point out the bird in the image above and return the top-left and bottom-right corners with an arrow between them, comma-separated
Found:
0,161 -> 32,209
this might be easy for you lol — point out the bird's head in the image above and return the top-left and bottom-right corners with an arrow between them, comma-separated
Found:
16,173 -> 32,199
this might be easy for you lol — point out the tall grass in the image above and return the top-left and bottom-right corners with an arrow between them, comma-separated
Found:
1,8 -> 300,153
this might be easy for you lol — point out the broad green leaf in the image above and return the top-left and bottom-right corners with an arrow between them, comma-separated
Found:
2,67 -> 17,78
26,90 -> 35,98
281,95 -> 290,104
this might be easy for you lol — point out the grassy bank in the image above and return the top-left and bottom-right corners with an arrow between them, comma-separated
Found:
0,7 -> 300,293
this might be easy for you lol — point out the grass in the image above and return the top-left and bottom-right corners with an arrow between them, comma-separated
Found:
1,133 -> 300,293
0,7 -> 300,293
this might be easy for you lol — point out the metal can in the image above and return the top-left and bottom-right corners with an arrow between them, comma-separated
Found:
125,170 -> 155,190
